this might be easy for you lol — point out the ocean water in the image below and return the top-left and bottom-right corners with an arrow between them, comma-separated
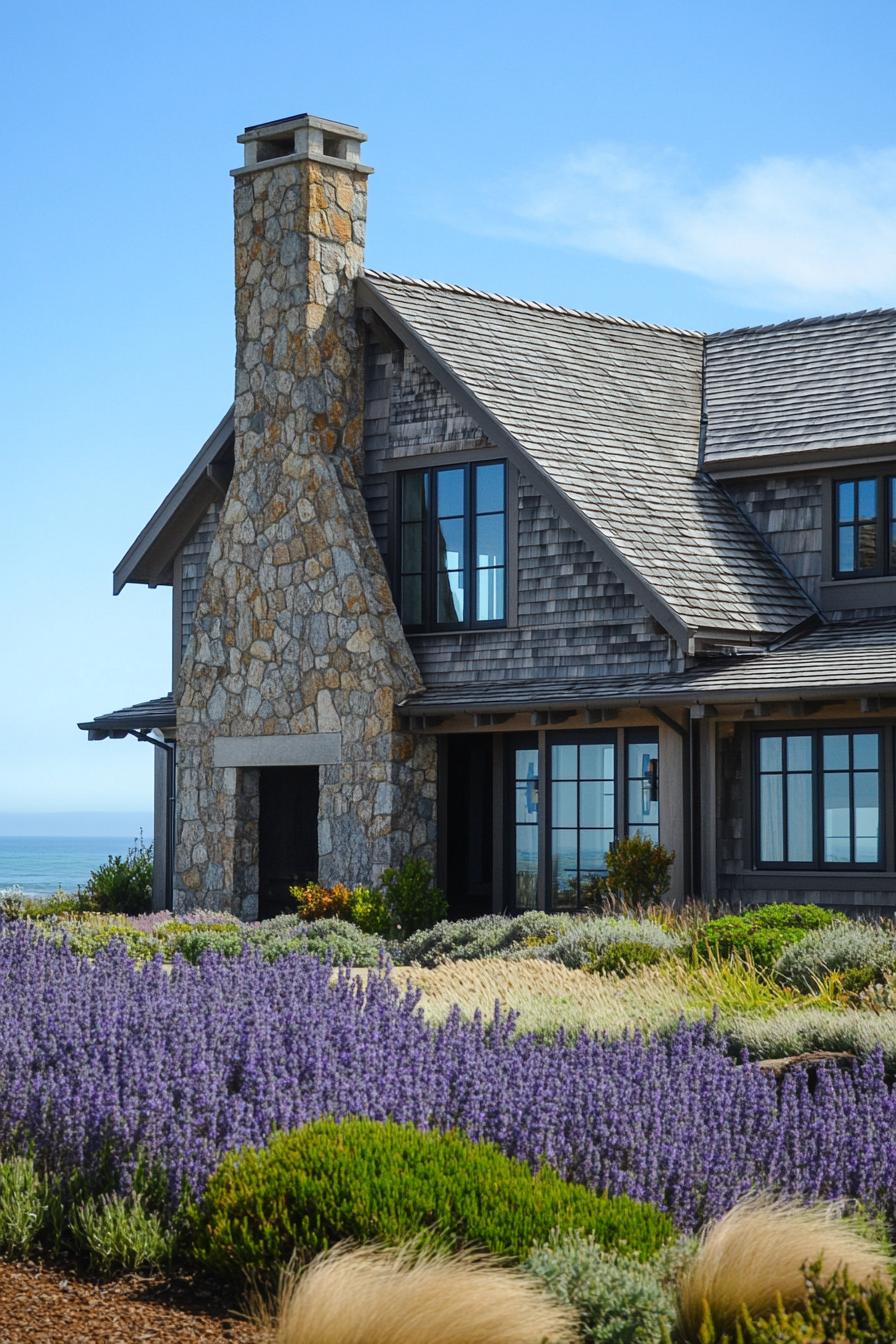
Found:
0,837 -> 142,897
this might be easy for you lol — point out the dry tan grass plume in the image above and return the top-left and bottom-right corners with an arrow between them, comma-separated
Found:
271,1242 -> 579,1344
677,1195 -> 893,1337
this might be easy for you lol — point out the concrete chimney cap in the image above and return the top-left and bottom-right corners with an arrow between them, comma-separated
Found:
233,113 -> 372,177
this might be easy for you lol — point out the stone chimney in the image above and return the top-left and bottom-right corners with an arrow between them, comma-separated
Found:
175,115 -> 435,915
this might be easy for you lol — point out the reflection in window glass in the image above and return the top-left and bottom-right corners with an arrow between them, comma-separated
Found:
626,735 -> 659,844
757,733 -> 813,864
835,478 -> 879,575
474,463 -> 506,622
514,747 -> 539,910
822,732 -> 880,865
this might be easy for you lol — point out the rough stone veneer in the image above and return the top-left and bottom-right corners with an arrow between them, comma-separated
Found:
175,147 -> 436,914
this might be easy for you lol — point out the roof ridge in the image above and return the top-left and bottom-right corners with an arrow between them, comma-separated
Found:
363,269 -> 703,338
708,306 -> 896,341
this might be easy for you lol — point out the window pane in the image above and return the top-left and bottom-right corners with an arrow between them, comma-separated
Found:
475,462 -> 505,514
552,781 -> 577,828
858,478 -> 877,520
515,747 -> 538,782
823,772 -> 851,863
631,823 -> 659,843
580,743 -> 615,779
476,567 -> 504,622
890,520 -> 896,572
581,780 -> 615,828
552,744 -> 578,779
436,571 -> 464,623
580,829 -> 613,876
837,480 -> 855,522
787,736 -> 812,771
515,826 -> 538,909
853,733 -> 879,769
400,574 -> 422,625
628,779 -> 660,828
891,477 -> 896,520
854,772 -> 880,863
437,517 -> 465,570
475,514 -> 504,568
436,468 -> 464,518
786,773 -> 813,862
823,735 -> 849,770
401,472 -> 426,523
759,737 -> 783,772
401,521 -> 423,572
551,830 -> 578,893
759,774 -> 784,862
838,526 -> 855,573
858,521 -> 878,569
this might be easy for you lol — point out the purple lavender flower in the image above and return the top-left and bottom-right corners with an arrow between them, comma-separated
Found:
0,923 -> 894,1229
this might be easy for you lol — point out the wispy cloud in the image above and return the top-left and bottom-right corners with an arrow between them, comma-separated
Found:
494,145 -> 896,310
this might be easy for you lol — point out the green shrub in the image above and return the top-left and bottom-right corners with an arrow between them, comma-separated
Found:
0,1156 -> 57,1256
379,858 -> 447,936
598,834 -> 676,907
539,918 -> 682,972
188,1118 -> 674,1282
525,1232 -> 690,1344
83,837 -> 154,916
695,905 -> 839,971
71,1193 -> 173,1274
171,926 -> 246,963
696,1266 -> 896,1342
55,919 -> 158,963
347,885 -> 392,937
723,1006 -> 896,1073
774,923 -> 896,993
591,941 -> 668,976
400,912 -> 573,967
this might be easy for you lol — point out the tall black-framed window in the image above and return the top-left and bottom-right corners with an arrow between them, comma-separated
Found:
397,461 -> 506,631
510,736 -> 539,911
754,728 -> 882,870
548,732 -> 616,911
833,477 -> 896,578
625,731 -> 659,843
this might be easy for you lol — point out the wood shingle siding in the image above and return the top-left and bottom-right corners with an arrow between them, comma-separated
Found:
179,503 -> 220,661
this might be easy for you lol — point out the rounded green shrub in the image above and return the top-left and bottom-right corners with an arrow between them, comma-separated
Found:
188,1118 -> 674,1282
590,940 -> 668,976
539,918 -> 682,972
774,922 -> 896,993
694,904 -> 839,970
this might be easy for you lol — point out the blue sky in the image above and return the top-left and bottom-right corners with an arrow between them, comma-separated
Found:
2,0 -> 895,818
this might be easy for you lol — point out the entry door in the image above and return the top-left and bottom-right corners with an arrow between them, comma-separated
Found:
443,735 -> 494,918
258,767 -> 319,919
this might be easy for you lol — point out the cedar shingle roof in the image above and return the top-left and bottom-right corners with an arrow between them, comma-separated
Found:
704,308 -> 896,468
363,272 -> 815,641
398,618 -> 896,713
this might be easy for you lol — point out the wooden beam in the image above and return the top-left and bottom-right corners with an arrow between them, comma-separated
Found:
645,705 -> 687,738
407,714 -> 447,730
689,704 -> 717,720
530,709 -> 575,727
585,706 -> 618,724
473,712 -> 512,728
860,696 -> 896,713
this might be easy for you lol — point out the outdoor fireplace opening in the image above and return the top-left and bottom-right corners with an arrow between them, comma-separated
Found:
257,766 -> 319,919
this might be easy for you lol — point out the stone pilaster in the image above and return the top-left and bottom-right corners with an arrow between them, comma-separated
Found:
175,116 -> 436,914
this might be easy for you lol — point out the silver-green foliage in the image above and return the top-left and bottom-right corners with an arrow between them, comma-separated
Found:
71,1193 -> 173,1274
399,912 -> 575,967
0,1156 -> 56,1256
725,1007 -> 896,1072
774,923 -> 896,992
524,1232 -> 691,1344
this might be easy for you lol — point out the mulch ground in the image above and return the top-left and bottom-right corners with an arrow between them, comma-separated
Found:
0,1261 -> 271,1344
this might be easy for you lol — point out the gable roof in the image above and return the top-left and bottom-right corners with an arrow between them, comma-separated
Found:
360,272 -> 815,643
113,410 -> 234,594
704,308 -> 896,472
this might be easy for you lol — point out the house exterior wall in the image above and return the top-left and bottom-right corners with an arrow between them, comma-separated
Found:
179,503 -> 221,663
362,343 -> 682,685
175,133 -> 436,916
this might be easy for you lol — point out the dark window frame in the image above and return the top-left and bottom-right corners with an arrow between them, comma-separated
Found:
396,460 -> 507,632
624,729 -> 660,841
752,727 -> 885,872
832,476 -> 896,580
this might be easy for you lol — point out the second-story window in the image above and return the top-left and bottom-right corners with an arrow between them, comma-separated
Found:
833,477 -> 896,578
398,461 -> 506,630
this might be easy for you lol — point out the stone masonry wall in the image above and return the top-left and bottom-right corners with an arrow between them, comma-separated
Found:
362,342 -> 680,684
175,147 -> 436,914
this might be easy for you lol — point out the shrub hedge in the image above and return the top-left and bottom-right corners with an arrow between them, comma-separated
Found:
188,1118 -> 675,1282
694,904 -> 839,970
774,922 -> 896,993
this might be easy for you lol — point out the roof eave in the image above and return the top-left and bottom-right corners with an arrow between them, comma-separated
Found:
112,409 -> 234,595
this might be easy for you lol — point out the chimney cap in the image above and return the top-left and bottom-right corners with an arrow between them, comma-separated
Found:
234,113 -> 372,177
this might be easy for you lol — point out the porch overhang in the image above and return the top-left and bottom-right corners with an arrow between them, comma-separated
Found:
78,694 -> 176,742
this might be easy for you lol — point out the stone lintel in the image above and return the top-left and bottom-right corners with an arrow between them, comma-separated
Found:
212,733 -> 342,768
231,152 -> 374,179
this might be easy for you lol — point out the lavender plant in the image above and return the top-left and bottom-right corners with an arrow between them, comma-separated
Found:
1,923 -> 896,1232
